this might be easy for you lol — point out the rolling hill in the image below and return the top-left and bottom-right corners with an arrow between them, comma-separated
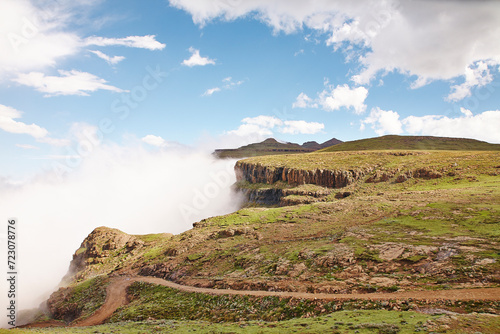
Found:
320,135 -> 500,152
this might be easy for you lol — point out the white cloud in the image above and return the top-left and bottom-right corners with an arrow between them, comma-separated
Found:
84,35 -> 165,50
447,61 -> 497,102
202,77 -> 243,96
0,104 -> 68,146
89,50 -> 125,65
362,107 -> 500,143
319,84 -> 368,114
227,115 -> 324,138
142,134 -> 167,147
0,104 -> 48,138
280,120 -> 324,134
361,107 -> 403,136
403,108 -> 500,143
202,87 -> 221,96
14,70 -> 127,96
0,0 -> 164,82
182,47 -> 216,67
294,49 -> 304,56
0,0 -> 81,77
242,115 -> 283,128
294,84 -> 368,114
170,0 -> 500,92
292,92 -> 317,109
227,123 -> 274,138
16,144 -> 38,150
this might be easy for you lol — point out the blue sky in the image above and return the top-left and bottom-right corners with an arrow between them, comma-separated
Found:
1,0 -> 500,179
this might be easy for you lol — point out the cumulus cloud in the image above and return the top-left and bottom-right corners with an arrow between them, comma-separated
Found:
0,0 -> 80,77
292,92 -> 317,109
182,47 -> 216,67
89,50 -> 125,65
242,115 -> 283,128
14,70 -> 127,96
360,107 -> 403,136
361,107 -> 500,143
319,84 -> 368,114
294,84 -> 368,114
227,123 -> 274,138
141,134 -> 182,148
84,35 -> 166,50
280,120 -> 324,135
227,115 -> 324,139
403,108 -> 500,143
447,61 -> 497,102
142,134 -> 168,147
170,0 -> 500,92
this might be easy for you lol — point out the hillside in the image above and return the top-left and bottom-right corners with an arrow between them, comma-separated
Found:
320,135 -> 500,152
18,150 -> 500,333
214,137 -> 343,158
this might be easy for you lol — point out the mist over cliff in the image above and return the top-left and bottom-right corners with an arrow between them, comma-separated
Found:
0,143 -> 243,320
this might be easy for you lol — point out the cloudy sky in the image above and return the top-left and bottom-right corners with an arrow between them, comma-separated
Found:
1,0 -> 500,179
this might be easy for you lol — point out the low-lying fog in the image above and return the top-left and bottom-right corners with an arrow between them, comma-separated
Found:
0,143 -> 243,327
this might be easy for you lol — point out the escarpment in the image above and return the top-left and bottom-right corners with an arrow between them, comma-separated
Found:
235,161 -> 371,189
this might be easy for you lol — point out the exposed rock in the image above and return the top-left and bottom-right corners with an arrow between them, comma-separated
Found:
372,243 -> 405,261
475,258 -> 496,265
62,227 -> 144,283
368,277 -> 397,287
211,227 -> 260,240
289,263 -> 307,278
436,245 -> 459,261
316,245 -> 355,267
235,161 -> 371,188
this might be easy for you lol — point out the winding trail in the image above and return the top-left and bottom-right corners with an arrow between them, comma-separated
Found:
25,275 -> 500,328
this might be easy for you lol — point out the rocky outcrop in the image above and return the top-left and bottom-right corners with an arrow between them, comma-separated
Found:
62,227 -> 144,283
235,161 -> 371,188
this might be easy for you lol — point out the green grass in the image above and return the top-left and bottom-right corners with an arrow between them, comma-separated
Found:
239,150 -> 500,175
320,135 -> 500,152
111,282 -> 340,322
48,276 -> 109,323
13,310 -> 500,334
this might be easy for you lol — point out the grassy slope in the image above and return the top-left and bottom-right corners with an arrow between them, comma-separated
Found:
17,150 -> 500,333
11,310 -> 500,333
320,135 -> 500,152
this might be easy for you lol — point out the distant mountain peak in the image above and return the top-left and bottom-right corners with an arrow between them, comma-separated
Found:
213,137 -> 343,159
262,138 -> 279,143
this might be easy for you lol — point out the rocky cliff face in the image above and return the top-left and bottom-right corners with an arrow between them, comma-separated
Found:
235,161 -> 371,188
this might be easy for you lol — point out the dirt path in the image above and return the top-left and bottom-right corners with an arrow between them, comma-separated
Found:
139,276 -> 500,301
23,275 -> 500,328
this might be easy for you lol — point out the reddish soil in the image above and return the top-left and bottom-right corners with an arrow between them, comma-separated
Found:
22,275 -> 500,328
